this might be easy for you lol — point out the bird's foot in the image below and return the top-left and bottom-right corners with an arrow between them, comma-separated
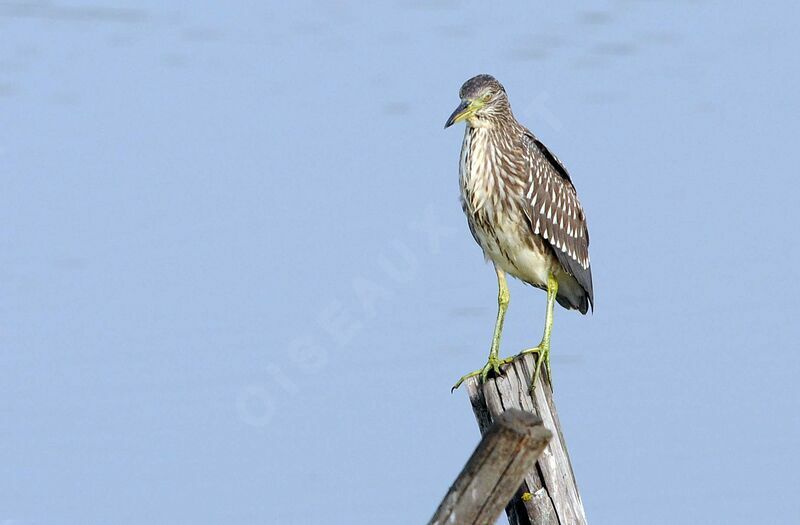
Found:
517,343 -> 551,393
451,354 -> 514,392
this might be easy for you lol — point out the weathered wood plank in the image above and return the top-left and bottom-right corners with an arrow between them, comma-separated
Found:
429,409 -> 552,525
466,353 -> 587,525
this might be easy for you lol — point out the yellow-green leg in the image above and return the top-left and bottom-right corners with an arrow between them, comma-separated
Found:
517,273 -> 559,392
452,265 -> 514,391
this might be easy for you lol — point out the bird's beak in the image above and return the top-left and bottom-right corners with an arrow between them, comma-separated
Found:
445,100 -> 472,129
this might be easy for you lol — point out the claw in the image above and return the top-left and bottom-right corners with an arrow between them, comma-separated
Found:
451,355 -> 513,392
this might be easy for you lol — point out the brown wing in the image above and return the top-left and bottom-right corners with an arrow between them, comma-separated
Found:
520,131 -> 594,311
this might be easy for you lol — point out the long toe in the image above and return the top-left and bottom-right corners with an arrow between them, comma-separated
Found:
529,347 -> 551,393
451,370 -> 481,392
453,356 -> 513,392
517,345 -> 543,358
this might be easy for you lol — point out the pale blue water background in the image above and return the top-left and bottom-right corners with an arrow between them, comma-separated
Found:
2,1 -> 799,523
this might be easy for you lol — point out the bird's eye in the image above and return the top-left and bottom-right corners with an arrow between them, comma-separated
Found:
482,93 -> 492,102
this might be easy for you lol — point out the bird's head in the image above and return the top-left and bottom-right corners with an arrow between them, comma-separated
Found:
445,74 -> 510,129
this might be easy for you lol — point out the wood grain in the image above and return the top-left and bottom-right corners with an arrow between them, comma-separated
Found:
429,409 -> 552,525
465,354 -> 587,525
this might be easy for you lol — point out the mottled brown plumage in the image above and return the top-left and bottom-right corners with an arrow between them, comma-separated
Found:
446,74 -> 593,391
451,74 -> 593,313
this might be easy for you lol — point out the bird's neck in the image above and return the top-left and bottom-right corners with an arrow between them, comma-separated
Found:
462,125 -> 497,170
465,117 -> 495,129
462,124 -> 507,159
460,125 -> 503,215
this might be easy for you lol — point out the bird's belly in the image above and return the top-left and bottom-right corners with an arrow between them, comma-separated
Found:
470,213 -> 553,289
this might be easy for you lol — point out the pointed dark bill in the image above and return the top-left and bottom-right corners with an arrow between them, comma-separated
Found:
445,100 -> 471,128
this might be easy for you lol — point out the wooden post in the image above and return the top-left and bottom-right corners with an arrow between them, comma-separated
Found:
466,353 -> 587,525
429,409 -> 552,525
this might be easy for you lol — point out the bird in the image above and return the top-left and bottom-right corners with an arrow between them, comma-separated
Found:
445,74 -> 593,392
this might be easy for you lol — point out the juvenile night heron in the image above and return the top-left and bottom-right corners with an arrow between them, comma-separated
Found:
446,74 -> 593,392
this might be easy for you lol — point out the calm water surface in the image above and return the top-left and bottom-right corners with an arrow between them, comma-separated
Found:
1,1 -> 799,523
